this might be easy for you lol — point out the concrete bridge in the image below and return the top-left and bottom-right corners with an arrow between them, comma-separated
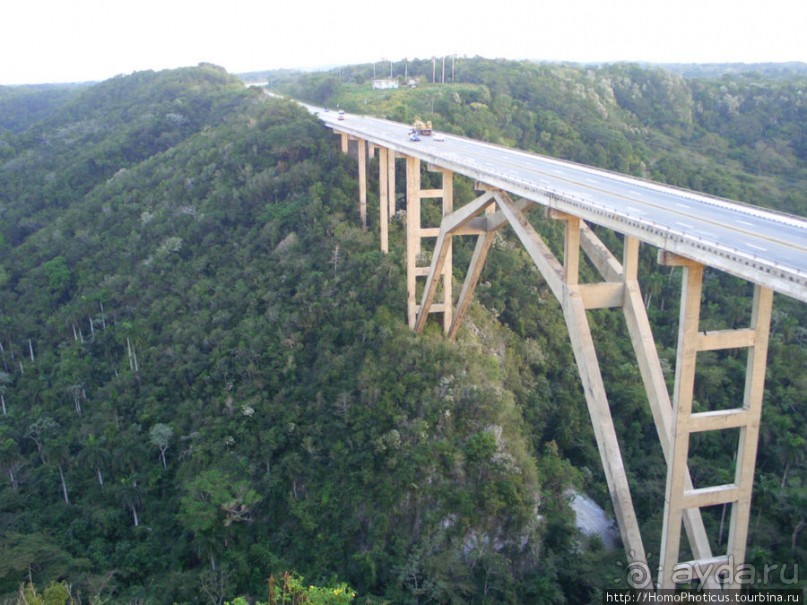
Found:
315,107 -> 807,590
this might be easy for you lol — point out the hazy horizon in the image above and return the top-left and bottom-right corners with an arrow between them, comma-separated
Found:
4,0 -> 806,86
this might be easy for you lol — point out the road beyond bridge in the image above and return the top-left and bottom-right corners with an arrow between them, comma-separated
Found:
313,105 -> 806,590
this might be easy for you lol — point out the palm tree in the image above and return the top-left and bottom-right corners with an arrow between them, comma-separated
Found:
0,371 -> 11,415
45,442 -> 72,505
117,478 -> 144,527
0,433 -> 21,490
78,434 -> 111,487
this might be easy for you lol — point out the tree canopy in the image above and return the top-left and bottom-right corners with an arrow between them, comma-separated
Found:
0,60 -> 804,603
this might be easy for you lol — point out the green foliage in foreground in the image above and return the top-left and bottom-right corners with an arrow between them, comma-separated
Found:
228,572 -> 355,605
11,582 -> 73,605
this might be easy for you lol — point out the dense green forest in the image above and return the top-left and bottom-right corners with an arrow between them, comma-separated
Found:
0,60 -> 804,604
0,84 -> 87,136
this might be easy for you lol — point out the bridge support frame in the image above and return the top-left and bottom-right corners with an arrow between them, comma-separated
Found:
341,136 -> 397,253
378,147 -> 390,253
404,156 -> 454,332
358,139 -> 367,229
335,130 -> 777,591
657,252 -> 772,589
414,186 -> 773,590
337,132 -> 370,231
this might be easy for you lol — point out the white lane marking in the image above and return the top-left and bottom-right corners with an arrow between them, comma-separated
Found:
675,203 -> 692,209
675,222 -> 695,229
747,244 -> 768,252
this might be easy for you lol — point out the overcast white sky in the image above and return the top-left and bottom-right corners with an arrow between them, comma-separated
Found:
2,0 -> 806,85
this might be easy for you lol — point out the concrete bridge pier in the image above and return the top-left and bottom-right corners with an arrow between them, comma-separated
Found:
657,253 -> 773,589
404,156 -> 453,332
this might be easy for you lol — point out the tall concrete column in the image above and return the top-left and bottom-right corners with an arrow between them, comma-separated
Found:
660,259 -> 704,589
379,147 -> 389,253
358,138 -> 367,229
388,149 -> 396,220
406,156 -> 421,328
440,169 -> 454,333
725,285 -> 772,588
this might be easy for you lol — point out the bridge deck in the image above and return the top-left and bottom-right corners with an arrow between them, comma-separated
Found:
318,109 -> 807,303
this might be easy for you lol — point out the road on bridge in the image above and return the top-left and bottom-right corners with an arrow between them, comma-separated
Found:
314,107 -> 807,302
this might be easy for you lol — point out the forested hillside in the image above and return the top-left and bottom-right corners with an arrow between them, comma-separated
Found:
0,84 -> 86,136
0,61 -> 804,604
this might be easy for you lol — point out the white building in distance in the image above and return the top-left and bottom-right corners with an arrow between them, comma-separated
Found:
372,78 -> 399,90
